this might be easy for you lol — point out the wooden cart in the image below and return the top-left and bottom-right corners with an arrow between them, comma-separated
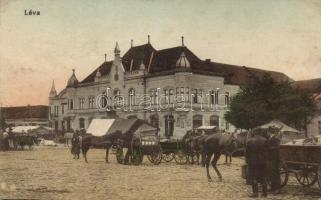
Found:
279,143 -> 321,190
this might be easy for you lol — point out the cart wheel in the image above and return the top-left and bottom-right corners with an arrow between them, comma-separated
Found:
162,153 -> 174,162
317,163 -> 321,190
131,148 -> 143,165
187,152 -> 199,165
116,147 -> 124,164
147,153 -> 162,165
174,150 -> 188,165
295,165 -> 318,187
147,146 -> 162,165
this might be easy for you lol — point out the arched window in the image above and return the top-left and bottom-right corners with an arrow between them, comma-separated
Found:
210,115 -> 219,127
225,92 -> 230,106
209,90 -> 215,104
128,88 -> 135,106
192,114 -> 203,129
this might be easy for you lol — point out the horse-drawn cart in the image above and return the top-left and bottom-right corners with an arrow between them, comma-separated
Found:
278,142 -> 321,190
159,139 -> 189,164
115,128 -> 162,165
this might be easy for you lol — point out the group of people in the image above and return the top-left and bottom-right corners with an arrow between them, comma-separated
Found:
246,127 -> 281,198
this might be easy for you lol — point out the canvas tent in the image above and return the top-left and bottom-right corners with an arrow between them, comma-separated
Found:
259,120 -> 299,133
258,120 -> 303,143
86,119 -> 115,137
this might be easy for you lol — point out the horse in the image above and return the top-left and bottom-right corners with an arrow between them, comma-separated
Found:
80,130 -> 126,163
203,133 -> 237,181
223,132 -> 247,165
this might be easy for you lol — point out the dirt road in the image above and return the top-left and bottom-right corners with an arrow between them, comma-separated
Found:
0,147 -> 320,200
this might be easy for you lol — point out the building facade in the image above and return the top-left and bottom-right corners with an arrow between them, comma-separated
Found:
49,38 -> 289,139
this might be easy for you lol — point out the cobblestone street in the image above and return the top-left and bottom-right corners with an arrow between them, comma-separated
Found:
0,147 -> 320,200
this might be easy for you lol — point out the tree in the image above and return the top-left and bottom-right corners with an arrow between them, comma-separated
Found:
225,74 -> 316,131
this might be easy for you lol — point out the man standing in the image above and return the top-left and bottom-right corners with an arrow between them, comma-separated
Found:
267,126 -> 281,194
246,128 -> 269,198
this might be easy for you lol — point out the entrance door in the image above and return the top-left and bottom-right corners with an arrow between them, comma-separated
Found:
164,115 -> 174,138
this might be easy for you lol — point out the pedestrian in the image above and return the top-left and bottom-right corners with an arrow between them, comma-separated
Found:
246,128 -> 269,198
2,131 -> 9,150
71,130 -> 80,159
267,126 -> 281,194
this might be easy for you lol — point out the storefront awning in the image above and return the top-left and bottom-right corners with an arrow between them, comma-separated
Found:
86,119 -> 115,136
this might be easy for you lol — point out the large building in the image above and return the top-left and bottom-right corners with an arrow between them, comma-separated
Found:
49,37 -> 289,138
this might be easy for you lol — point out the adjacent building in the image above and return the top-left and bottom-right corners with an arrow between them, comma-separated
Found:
296,78 -> 321,136
0,105 -> 49,127
49,37 -> 290,139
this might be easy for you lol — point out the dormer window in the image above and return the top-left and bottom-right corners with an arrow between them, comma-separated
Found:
114,73 -> 119,81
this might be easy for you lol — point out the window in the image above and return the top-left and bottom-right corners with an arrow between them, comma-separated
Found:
215,90 -> 219,105
150,89 -> 157,105
169,89 -> 174,103
114,73 -> 119,81
210,90 -> 215,104
68,99 -> 73,110
192,89 -> 198,103
114,89 -> 121,106
164,115 -> 174,138
54,105 -> 59,116
79,98 -> 85,109
226,121 -> 230,130
225,92 -> 230,106
61,104 -> 65,114
79,118 -> 85,129
128,89 -> 135,106
192,114 -> 203,129
88,97 -> 95,109
176,87 -> 185,103
210,115 -> 219,127
185,87 -> 190,102
101,92 -> 108,108
164,89 -> 169,104
198,89 -> 203,103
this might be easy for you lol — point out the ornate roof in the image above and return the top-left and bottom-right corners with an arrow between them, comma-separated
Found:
66,69 -> 78,87
79,42 -> 291,85
175,52 -> 190,68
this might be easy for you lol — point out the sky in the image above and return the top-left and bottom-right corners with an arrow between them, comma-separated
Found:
0,0 -> 321,106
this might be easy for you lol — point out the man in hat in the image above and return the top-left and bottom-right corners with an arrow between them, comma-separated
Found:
267,126 -> 282,194
246,128 -> 269,198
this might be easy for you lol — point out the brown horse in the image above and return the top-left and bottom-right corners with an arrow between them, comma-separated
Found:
223,132 -> 247,165
203,133 -> 237,181
81,130 -> 124,163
